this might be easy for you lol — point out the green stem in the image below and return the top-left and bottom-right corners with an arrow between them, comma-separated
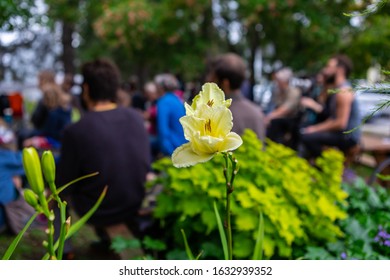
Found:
223,152 -> 233,260
47,217 -> 56,259
56,202 -> 67,260
226,186 -> 232,260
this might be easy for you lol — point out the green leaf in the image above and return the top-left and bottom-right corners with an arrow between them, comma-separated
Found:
180,229 -> 195,260
55,172 -> 99,196
66,186 -> 107,238
377,173 -> 390,181
111,236 -> 142,253
142,236 -> 166,251
252,212 -> 264,260
232,234 -> 254,258
235,210 -> 257,231
303,247 -> 334,260
2,213 -> 39,260
213,201 -> 228,260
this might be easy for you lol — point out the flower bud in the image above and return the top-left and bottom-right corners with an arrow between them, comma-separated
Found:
41,150 -> 56,187
22,147 -> 45,195
23,189 -> 39,208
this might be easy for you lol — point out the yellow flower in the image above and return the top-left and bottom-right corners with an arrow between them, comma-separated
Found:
172,83 -> 242,168
185,83 -> 232,116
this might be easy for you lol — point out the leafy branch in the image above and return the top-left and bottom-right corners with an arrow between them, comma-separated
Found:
344,0 -> 389,17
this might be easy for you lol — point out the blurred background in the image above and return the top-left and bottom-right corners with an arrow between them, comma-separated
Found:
0,0 -> 389,122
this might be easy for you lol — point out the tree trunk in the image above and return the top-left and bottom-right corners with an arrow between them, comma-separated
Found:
61,21 -> 75,75
248,25 -> 260,101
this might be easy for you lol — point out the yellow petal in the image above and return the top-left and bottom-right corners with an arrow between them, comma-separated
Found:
180,115 -> 204,139
219,132 -> 243,152
195,83 -> 232,109
189,104 -> 233,137
192,134 -> 224,154
209,106 -> 233,137
172,143 -> 215,168
184,102 -> 194,116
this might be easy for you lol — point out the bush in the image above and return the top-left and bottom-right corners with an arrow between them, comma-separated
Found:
149,130 -> 348,259
303,177 -> 390,260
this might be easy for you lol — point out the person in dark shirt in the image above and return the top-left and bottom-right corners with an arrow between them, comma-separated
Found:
56,58 -> 151,255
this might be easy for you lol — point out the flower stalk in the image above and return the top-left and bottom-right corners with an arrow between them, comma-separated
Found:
171,83 -> 243,260
2,147 -> 104,260
223,152 -> 238,260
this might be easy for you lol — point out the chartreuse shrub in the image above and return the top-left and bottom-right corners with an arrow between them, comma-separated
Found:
149,129 -> 348,259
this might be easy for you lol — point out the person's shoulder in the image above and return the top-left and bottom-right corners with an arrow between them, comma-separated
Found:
157,93 -> 183,106
62,112 -> 92,135
117,106 -> 145,122
119,106 -> 140,115
335,88 -> 354,104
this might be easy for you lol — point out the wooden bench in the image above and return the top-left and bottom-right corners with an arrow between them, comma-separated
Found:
358,133 -> 390,187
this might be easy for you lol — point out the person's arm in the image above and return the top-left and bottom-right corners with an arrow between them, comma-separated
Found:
266,87 -> 301,124
265,105 -> 290,122
303,89 -> 353,134
301,97 -> 323,113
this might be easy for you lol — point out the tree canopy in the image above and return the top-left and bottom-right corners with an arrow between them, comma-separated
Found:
1,0 -> 389,83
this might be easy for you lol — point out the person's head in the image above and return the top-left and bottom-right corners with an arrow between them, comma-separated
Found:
38,70 -> 56,90
323,54 -> 353,84
143,81 -> 158,102
41,83 -> 71,110
81,58 -> 121,108
154,73 -> 179,96
206,53 -> 247,93
273,67 -> 293,89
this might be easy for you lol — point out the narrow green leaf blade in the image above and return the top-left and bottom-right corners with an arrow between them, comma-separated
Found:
66,186 -> 107,238
252,211 -> 264,260
180,229 -> 195,260
55,172 -> 99,196
2,213 -> 39,260
213,201 -> 228,260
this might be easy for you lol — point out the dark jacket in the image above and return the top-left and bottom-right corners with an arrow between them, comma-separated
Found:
57,107 -> 151,226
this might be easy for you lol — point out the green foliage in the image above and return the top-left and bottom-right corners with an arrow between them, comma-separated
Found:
0,0 -> 35,30
149,130 -> 347,259
303,178 -> 390,260
91,0 -> 214,81
111,235 -> 167,260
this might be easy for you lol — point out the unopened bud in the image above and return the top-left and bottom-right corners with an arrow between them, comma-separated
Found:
22,147 -> 45,195
23,189 -> 39,208
41,151 -> 56,188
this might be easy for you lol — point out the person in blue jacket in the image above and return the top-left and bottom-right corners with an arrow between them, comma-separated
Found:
154,73 -> 187,157
0,144 -> 24,232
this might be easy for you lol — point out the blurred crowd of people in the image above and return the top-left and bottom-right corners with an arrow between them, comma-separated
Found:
0,52 -> 362,258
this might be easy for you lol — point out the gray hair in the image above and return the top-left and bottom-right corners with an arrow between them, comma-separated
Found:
154,73 -> 179,92
275,67 -> 293,83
